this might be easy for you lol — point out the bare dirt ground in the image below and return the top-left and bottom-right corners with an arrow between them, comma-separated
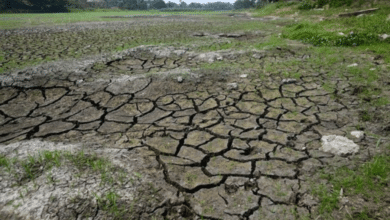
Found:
0,11 -> 389,220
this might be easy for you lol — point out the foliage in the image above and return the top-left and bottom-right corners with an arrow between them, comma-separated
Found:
138,0 -> 147,10
150,0 -> 166,9
179,1 -> 187,8
234,0 -> 257,10
284,22 -> 382,47
28,0 -> 69,11
65,0 -> 89,9
105,0 -> 121,8
188,2 -> 202,8
329,0 -> 354,8
297,0 -> 316,10
0,0 -> 27,11
1,0 -> 70,12
119,0 -> 137,10
298,0 -> 355,10
166,1 -> 177,8
0,0 -> 250,12
202,1 -> 234,10
316,0 -> 329,8
117,0 -> 147,10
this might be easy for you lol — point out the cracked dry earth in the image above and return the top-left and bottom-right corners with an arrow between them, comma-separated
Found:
0,15 -> 390,220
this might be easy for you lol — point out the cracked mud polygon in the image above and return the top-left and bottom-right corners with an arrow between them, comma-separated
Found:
0,11 -> 390,220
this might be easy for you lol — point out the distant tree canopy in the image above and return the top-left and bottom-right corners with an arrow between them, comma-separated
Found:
188,2 -> 202,8
119,0 -> 137,10
179,1 -> 187,8
233,0 -> 257,10
1,0 -> 70,12
0,0 -> 285,13
0,0 -> 28,11
65,0 -> 89,9
138,0 -> 147,10
202,1 -> 233,10
166,1 -> 177,8
150,0 -> 166,9
32,0 -> 70,11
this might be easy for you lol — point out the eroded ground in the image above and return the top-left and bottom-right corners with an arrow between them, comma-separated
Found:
0,12 -> 390,220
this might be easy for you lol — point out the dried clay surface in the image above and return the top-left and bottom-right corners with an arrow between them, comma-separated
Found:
0,13 -> 389,220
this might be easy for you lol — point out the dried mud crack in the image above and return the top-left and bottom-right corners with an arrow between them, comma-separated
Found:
0,16 -> 390,220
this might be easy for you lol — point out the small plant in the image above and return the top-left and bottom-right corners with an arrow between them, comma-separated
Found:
185,173 -> 197,186
203,206 -> 214,214
228,161 -> 237,171
134,172 -> 142,179
93,62 -> 106,71
12,202 -> 22,209
360,110 -> 371,122
275,182 -> 287,197
46,171 -> 58,185
49,195 -> 56,202
372,97 -> 390,107
0,154 -> 12,173
118,171 -> 127,185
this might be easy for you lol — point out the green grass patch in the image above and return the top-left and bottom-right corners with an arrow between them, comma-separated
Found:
93,190 -> 127,218
309,144 -> 390,216
0,149 -> 136,188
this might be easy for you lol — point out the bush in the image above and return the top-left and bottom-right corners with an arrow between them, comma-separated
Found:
329,0 -> 354,8
332,32 -> 381,47
285,22 -> 381,47
275,1 -> 298,9
298,0 -> 355,10
316,0 -> 329,8
298,0 -> 316,10
292,31 -> 380,47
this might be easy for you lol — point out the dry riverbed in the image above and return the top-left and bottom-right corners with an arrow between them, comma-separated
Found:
0,10 -> 390,220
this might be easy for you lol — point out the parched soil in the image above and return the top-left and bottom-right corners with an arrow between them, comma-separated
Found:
0,12 -> 389,220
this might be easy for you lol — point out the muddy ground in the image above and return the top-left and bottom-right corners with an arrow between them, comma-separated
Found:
0,12 -> 390,220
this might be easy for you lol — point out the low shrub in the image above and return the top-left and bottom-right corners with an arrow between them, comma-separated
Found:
329,0 -> 354,8
298,0 -> 355,10
297,32 -> 380,47
316,0 -> 329,8
284,23 -> 381,47
297,0 -> 316,10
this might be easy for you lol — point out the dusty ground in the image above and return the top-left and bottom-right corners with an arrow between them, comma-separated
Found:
0,11 -> 389,220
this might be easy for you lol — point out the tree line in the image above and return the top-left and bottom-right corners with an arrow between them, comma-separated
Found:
0,0 -> 282,13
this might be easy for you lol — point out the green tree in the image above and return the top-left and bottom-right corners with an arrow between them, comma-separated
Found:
119,0 -> 137,10
179,1 -> 187,8
0,0 -> 29,11
65,0 -> 89,9
150,0 -> 166,9
12,0 -> 70,12
203,1 -> 234,10
188,2 -> 202,8
138,0 -> 147,10
119,0 -> 148,10
104,0 -> 120,8
166,1 -> 177,8
233,0 -> 256,10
